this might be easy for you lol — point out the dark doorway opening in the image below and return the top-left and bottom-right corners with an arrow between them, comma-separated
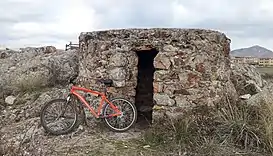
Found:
135,48 -> 158,128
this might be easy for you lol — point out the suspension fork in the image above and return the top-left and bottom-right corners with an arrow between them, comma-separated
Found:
66,93 -> 85,117
58,94 -> 72,117
66,93 -> 72,103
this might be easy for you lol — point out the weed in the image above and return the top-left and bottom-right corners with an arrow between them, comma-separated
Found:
257,99 -> 273,153
216,100 -> 262,150
141,95 -> 273,155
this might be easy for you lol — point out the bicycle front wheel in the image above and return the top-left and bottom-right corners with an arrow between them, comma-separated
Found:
40,99 -> 78,135
102,98 -> 137,132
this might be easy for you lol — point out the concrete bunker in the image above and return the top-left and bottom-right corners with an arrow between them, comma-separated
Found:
78,28 -> 231,127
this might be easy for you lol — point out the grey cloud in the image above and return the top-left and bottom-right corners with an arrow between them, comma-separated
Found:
88,0 -> 273,38
87,0 -> 174,28
189,19 -> 273,39
0,1 -> 58,23
0,0 -> 273,49
0,0 -> 67,46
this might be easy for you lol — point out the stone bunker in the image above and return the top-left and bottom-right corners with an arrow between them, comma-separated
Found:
77,28 -> 232,125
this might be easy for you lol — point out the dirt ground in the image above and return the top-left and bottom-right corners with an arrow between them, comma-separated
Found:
0,116 -> 173,156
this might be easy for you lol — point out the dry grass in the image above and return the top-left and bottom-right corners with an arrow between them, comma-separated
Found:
2,93 -> 273,156
216,97 -> 273,154
140,96 -> 273,155
15,76 -> 47,93
257,67 -> 273,80
258,99 -> 273,152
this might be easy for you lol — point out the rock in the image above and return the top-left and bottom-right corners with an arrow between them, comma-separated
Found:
20,124 -> 39,144
239,94 -> 251,100
178,72 -> 189,82
109,53 -> 128,67
108,67 -> 127,81
0,52 -> 7,59
163,45 -> 178,52
1,87 -> 69,124
5,96 -> 16,105
175,95 -> 192,108
154,53 -> 171,69
153,82 -> 164,93
152,105 -> 166,110
79,125 -> 84,130
143,145 -> 150,148
154,70 -> 170,81
0,48 -> 79,97
24,88 -> 69,119
247,84 -> 273,106
114,80 -> 126,87
43,46 -> 57,54
153,93 -> 175,106
230,63 -> 264,96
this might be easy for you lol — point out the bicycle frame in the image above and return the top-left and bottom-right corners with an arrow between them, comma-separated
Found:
69,86 -> 121,118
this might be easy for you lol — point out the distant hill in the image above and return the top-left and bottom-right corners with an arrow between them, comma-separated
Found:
231,45 -> 273,58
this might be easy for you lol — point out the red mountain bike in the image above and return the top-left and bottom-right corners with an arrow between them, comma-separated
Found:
40,78 -> 137,135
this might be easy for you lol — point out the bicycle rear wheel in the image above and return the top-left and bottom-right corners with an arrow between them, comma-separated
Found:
40,99 -> 78,135
102,98 -> 137,132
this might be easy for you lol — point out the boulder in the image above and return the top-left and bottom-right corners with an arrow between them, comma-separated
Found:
0,47 -> 79,98
230,63 -> 265,96
5,96 -> 16,105
246,84 -> 273,107
43,46 -> 57,54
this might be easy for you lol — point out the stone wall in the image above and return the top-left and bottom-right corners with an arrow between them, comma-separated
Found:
78,28 -> 233,122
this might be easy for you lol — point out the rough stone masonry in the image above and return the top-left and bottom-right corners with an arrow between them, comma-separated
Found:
77,28 -> 234,123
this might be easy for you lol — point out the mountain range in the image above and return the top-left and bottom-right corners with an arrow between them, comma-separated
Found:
231,45 -> 273,58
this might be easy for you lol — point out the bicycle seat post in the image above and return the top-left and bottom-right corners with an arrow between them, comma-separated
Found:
98,78 -> 113,96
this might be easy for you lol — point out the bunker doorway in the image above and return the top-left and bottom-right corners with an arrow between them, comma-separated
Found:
135,48 -> 158,127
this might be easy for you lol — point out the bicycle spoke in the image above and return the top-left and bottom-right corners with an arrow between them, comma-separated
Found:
41,99 -> 77,135
103,98 -> 137,132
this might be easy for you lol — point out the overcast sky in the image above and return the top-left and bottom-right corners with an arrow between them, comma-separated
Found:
1,0 -> 273,50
